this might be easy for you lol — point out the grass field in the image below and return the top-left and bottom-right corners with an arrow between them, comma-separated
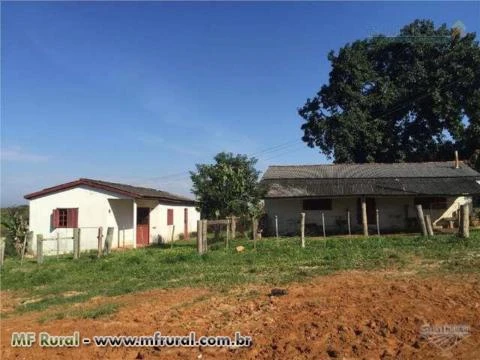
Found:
2,231 -> 480,315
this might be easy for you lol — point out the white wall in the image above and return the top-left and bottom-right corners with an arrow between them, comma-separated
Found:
137,199 -> 200,244
29,185 -> 201,253
28,186 -> 135,254
264,196 -> 468,235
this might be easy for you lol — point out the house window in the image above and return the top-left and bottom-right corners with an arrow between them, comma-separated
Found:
59,209 -> 68,227
167,209 -> 174,225
414,197 -> 447,210
303,199 -> 332,211
52,208 -> 78,228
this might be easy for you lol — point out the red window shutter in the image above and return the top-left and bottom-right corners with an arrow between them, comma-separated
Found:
167,209 -> 174,225
66,209 -> 73,228
52,209 -> 60,228
71,208 -> 79,228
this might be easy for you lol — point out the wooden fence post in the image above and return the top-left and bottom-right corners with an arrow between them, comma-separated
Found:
361,196 -> 369,237
231,217 -> 236,239
460,204 -> 470,238
322,212 -> 326,238
202,220 -> 208,252
275,215 -> 279,239
424,215 -> 434,236
252,217 -> 257,241
376,209 -> 381,236
104,227 -> 114,255
416,205 -> 428,237
37,234 -> 44,264
300,212 -> 305,248
347,210 -> 351,236
21,231 -> 34,265
225,219 -> 230,249
252,217 -> 258,249
0,237 -> 5,268
73,228 -> 81,259
97,227 -> 103,258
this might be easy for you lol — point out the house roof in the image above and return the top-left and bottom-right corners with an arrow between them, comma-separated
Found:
262,161 -> 480,198
24,178 -> 196,204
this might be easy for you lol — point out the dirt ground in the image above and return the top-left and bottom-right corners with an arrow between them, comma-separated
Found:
1,271 -> 479,359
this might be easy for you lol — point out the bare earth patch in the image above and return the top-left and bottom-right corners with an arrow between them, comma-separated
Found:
1,271 -> 479,359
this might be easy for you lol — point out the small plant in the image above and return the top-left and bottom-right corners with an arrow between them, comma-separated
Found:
1,206 -> 29,257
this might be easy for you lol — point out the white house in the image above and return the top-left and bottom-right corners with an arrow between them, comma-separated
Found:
261,161 -> 480,236
25,178 -> 200,254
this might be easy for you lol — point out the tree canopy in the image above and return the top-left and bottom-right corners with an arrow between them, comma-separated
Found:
190,152 -> 265,219
298,19 -> 480,168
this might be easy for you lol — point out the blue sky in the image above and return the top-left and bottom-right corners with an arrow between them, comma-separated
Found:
2,1 -> 479,205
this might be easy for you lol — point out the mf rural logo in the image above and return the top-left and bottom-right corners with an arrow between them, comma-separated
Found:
420,324 -> 470,351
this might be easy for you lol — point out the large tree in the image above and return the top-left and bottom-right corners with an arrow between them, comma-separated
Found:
190,152 -> 265,219
299,20 -> 480,168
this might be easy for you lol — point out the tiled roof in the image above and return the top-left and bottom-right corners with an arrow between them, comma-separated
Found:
25,178 -> 196,204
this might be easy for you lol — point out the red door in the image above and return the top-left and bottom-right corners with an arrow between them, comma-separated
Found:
184,208 -> 189,240
136,207 -> 150,247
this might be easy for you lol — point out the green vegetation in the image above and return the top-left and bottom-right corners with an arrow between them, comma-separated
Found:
2,231 -> 479,314
1,205 -> 29,256
190,152 -> 265,219
299,19 -> 480,167
38,303 -> 119,323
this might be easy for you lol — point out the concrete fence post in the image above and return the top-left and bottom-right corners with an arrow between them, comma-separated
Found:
424,215 -> 434,236
300,212 -> 305,248
416,205 -> 428,237
275,215 -> 279,239
376,209 -> 381,236
105,227 -> 114,254
322,212 -> 326,238
197,220 -> 203,254
73,228 -> 81,259
361,196 -> 369,237
347,210 -> 351,236
97,227 -> 103,258
460,204 -> 470,238
37,234 -> 44,264
0,237 -> 5,268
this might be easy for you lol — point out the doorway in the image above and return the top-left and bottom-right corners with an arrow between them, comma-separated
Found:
136,207 -> 150,246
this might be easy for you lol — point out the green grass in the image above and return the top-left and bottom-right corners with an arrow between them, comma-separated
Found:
38,303 -> 119,323
2,230 -> 480,313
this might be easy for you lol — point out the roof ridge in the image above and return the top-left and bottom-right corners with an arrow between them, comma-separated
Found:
25,178 -> 195,202
267,161 -> 465,168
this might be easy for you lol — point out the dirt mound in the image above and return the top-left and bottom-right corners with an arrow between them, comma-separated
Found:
2,271 -> 479,359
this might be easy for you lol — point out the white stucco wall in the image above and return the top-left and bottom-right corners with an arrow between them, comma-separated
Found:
264,196 -> 470,235
28,185 -> 200,254
137,199 -> 200,243
28,186 -> 135,254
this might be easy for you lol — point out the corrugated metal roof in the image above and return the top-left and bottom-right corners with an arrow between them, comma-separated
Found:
263,161 -> 479,179
261,162 -> 480,198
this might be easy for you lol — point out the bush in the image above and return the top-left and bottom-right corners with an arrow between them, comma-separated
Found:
1,206 -> 29,257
